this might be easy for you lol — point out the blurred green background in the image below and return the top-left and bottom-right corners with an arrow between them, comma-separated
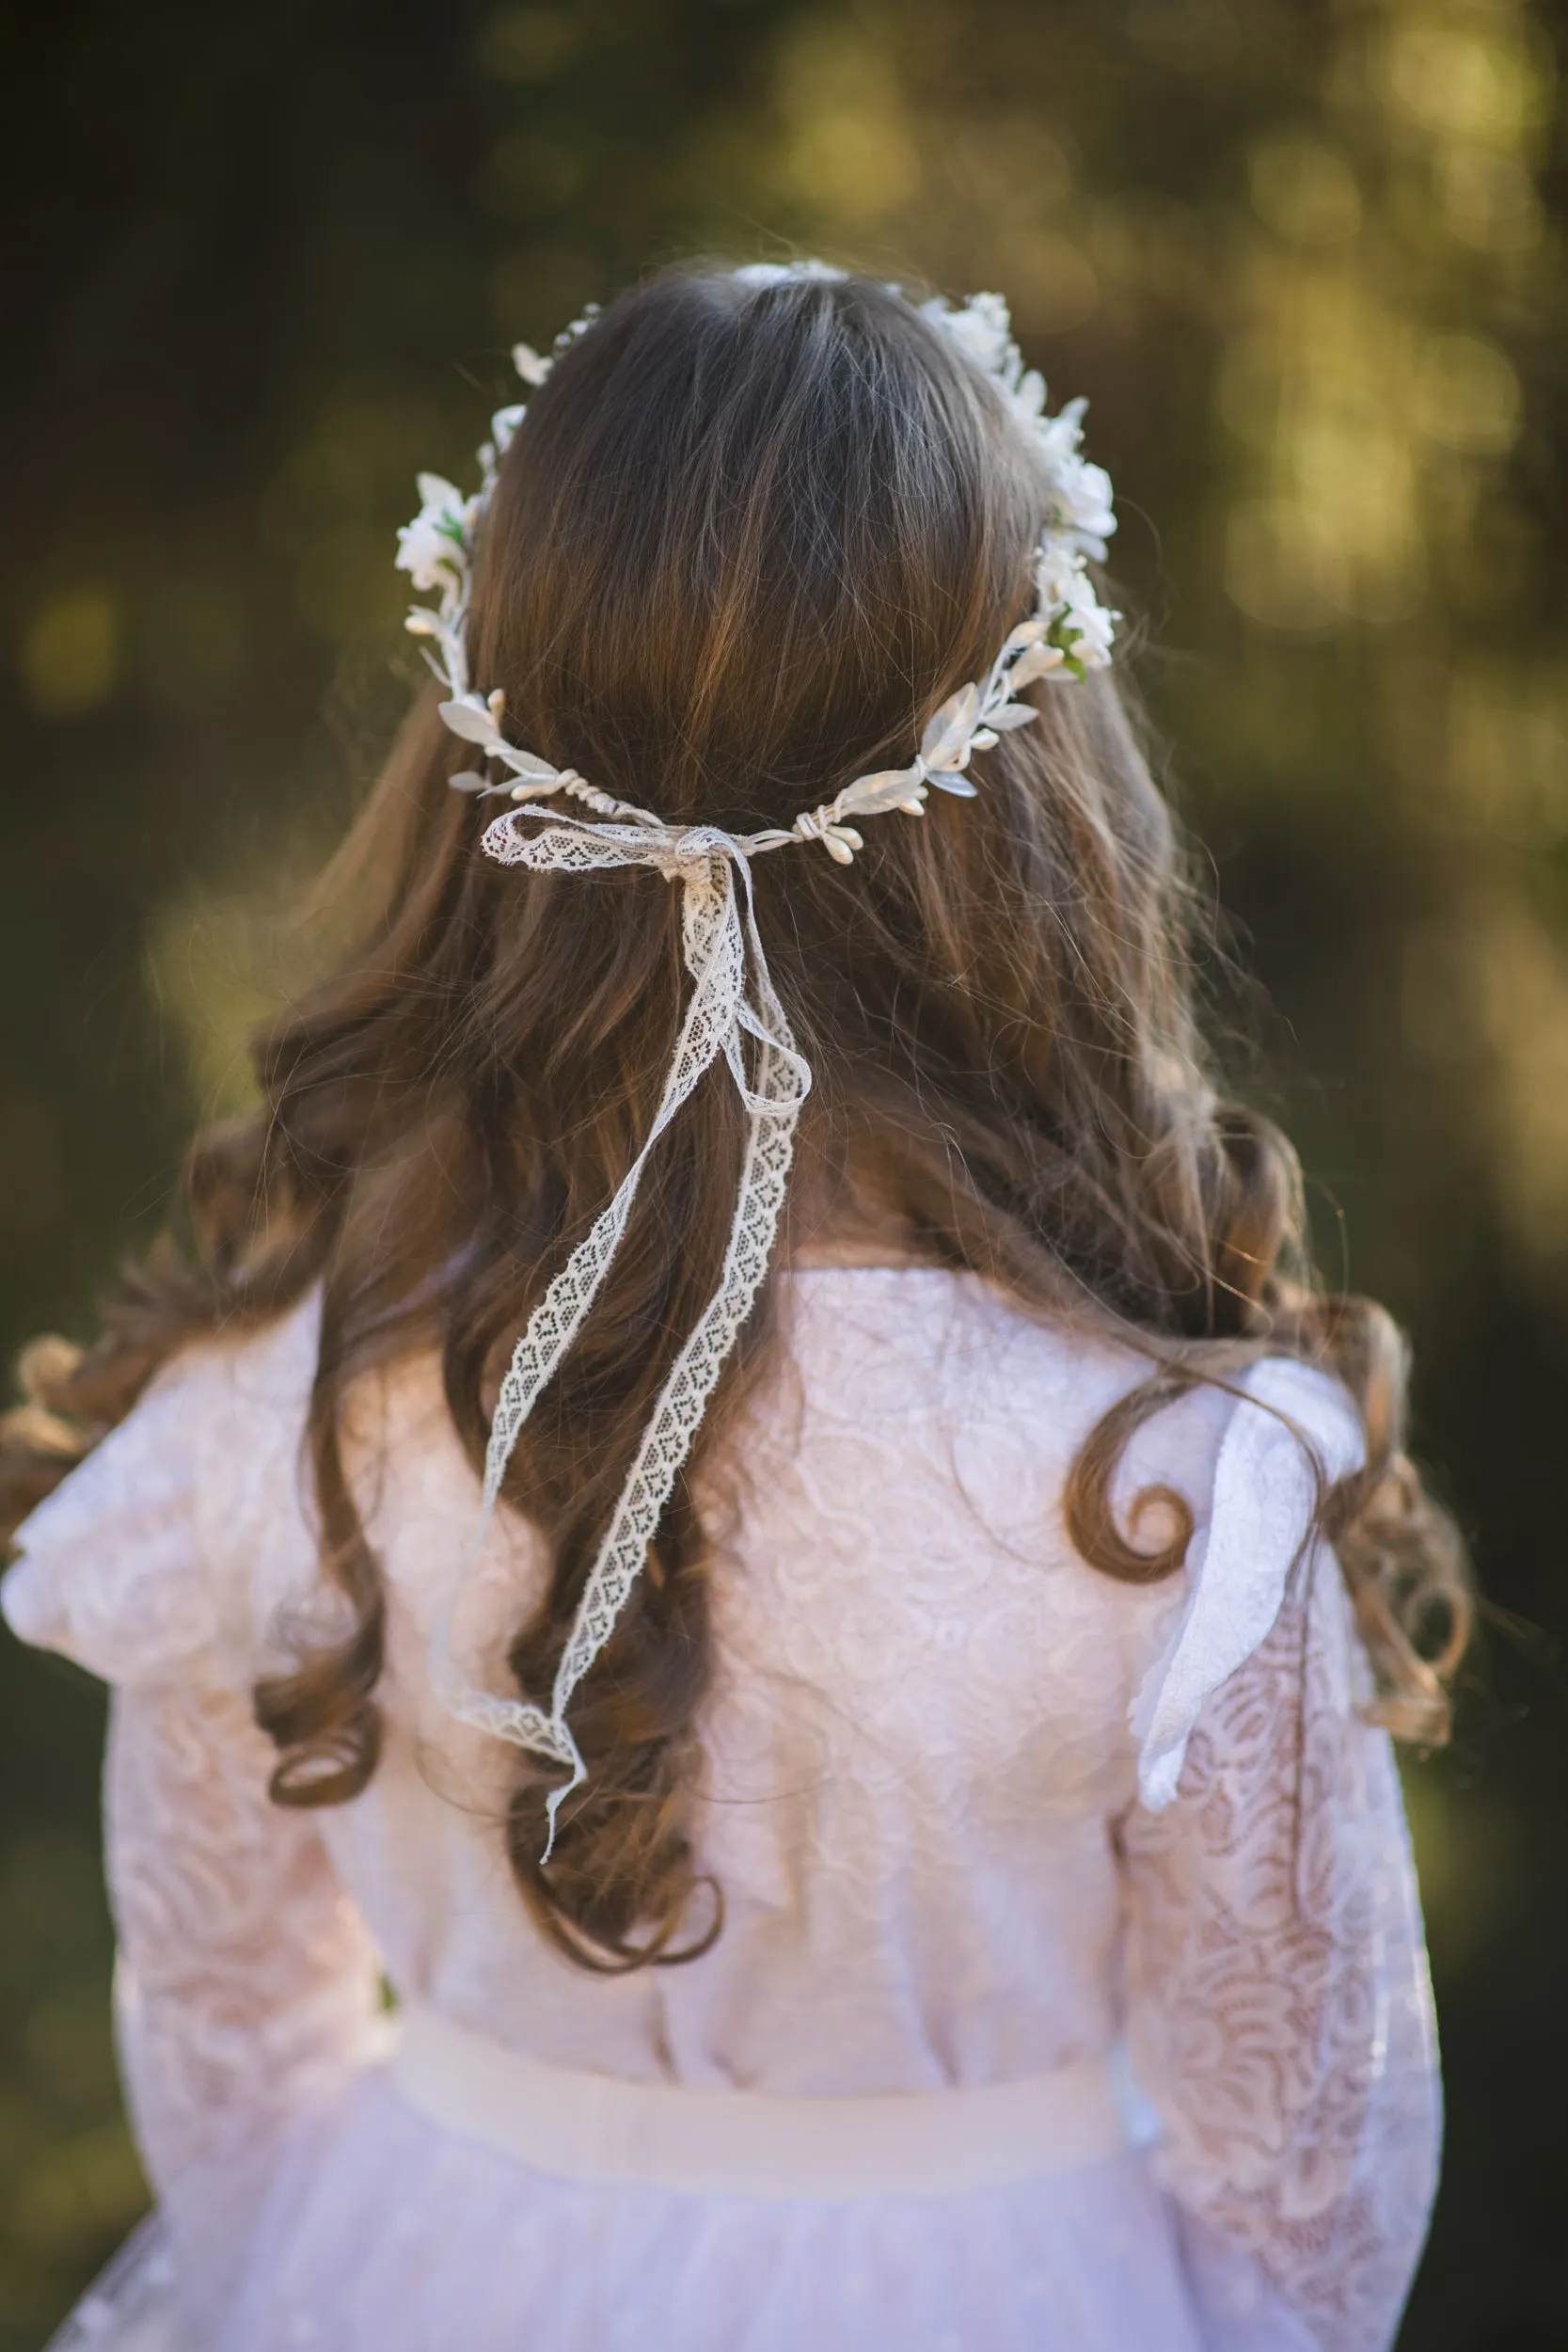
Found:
1,0 -> 1564,2343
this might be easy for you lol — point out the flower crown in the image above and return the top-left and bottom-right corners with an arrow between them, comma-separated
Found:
403,268 -> 1120,1860
396,267 -> 1117,865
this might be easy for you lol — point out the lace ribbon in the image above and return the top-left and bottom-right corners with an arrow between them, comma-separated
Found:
430,811 -> 811,1858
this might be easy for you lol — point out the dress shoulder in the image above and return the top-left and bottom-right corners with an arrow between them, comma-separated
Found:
2,1294 -> 322,1688
1129,1354 -> 1367,1810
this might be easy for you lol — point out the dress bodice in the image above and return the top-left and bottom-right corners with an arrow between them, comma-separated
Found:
4,1267 -> 1438,2352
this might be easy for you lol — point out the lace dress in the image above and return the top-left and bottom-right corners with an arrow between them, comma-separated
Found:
2,1268 -> 1439,2352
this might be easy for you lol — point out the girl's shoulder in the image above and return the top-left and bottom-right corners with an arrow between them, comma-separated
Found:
777,1262 -> 1358,1488
773,1264 -> 1367,1807
779,1261 -> 1147,1415
2,1291 -> 324,1688
4,1266 -> 1366,1803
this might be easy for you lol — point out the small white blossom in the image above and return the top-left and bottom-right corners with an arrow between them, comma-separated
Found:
923,296 -> 1118,619
1033,544 -> 1118,671
1011,368 -> 1047,424
736,259 -> 847,289
1052,455 -> 1117,560
395,516 -> 451,592
927,292 -> 1018,384
1057,561 -> 1118,669
491,403 -> 528,455
395,472 -> 470,591
1034,396 -> 1086,467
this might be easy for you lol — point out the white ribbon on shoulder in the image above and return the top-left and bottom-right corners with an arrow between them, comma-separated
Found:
429,811 -> 811,1859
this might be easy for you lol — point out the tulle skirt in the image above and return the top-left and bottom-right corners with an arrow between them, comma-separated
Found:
48,2069 -> 1215,2352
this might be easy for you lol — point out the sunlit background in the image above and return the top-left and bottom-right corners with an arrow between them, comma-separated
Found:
3,1 -> 1565,2344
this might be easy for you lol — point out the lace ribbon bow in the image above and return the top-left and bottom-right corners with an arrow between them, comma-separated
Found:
430,809 -> 812,1859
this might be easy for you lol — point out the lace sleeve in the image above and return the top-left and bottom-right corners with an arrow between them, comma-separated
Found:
105,1679 -> 384,2334
1118,1543 -> 1441,2352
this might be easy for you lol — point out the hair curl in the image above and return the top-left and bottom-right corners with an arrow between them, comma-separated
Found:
2,266 -> 1469,1969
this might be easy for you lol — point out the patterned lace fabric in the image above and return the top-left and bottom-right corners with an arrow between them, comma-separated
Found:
105,1685 -> 387,2344
2,1270 -> 1439,2352
1121,1557 -> 1441,2352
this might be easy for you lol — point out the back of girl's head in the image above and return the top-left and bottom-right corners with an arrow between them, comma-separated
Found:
474,269 -> 1039,831
364,267 -> 1198,1313
3,262 -> 1469,1972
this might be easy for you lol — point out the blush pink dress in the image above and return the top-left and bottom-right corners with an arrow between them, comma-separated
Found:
4,1268 -> 1438,2352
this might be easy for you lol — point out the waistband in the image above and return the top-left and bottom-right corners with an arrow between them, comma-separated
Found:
390,2002 -> 1129,2201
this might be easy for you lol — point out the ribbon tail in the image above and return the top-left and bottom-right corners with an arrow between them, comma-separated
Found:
429,834 -> 815,1867
478,865 -> 738,1516
541,1742 -> 587,1865
429,858 -> 748,1771
542,996 -> 805,1799
726,855 -> 813,1115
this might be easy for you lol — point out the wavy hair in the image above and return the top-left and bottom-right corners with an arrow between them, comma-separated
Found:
1,266 -> 1469,1969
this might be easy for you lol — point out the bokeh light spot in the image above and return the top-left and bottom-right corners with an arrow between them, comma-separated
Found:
18,590 -> 119,717
1383,21 -> 1554,148
1249,136 -> 1363,245
775,27 -> 917,223
1225,499 -> 1347,631
1435,146 -> 1544,250
1415,332 -> 1523,455
473,6 -> 580,84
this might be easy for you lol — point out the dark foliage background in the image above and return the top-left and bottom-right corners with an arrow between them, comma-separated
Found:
2,0 -> 1564,2343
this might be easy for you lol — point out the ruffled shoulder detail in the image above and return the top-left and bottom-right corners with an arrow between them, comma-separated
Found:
4,1346 -> 223,1682
1130,1355 -> 1365,1811
2,1295 -> 321,1688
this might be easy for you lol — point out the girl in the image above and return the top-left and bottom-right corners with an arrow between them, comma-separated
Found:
2,262 -> 1466,2352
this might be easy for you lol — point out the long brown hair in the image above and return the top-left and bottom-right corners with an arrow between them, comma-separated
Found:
2,265 -> 1468,1970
